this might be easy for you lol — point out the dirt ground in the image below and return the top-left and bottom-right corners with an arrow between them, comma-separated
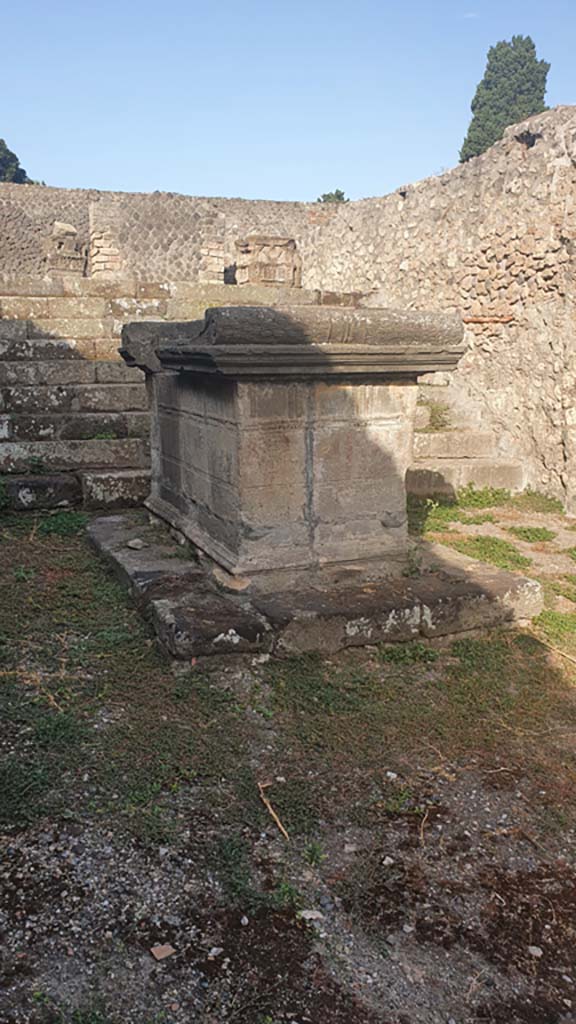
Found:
1,492 -> 576,1024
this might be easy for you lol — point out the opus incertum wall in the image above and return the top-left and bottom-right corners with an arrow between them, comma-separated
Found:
1,105 -> 575,509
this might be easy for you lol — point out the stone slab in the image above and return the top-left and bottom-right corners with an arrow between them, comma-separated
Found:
413,431 -> 497,460
3,412 -> 149,442
81,470 -> 151,509
0,361 -> 97,386
87,513 -> 543,659
2,383 -> 147,414
406,459 -> 526,497
88,515 -> 272,656
0,336 -> 84,360
0,438 -> 149,473
1,473 -> 82,510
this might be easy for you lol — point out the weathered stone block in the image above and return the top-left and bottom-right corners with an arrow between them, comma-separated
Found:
0,361 -> 96,386
80,469 -> 150,509
123,305 -> 464,575
94,361 -> 144,384
0,297 -> 50,320
0,438 -> 149,473
406,459 -> 526,496
46,297 -> 108,318
1,473 -> 82,510
413,430 -> 496,460
29,318 -> 109,340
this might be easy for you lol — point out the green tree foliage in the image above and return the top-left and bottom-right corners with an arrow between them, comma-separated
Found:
460,35 -> 549,162
0,138 -> 31,183
317,189 -> 349,203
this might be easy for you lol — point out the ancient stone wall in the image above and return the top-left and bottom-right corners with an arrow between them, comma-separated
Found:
1,105 -> 574,507
304,107 -> 576,508
0,182 -> 331,282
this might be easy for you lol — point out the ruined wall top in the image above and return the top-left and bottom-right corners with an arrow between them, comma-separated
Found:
1,106 -> 573,285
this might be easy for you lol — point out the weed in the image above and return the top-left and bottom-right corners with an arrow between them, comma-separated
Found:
533,609 -> 576,648
38,511 -> 89,537
303,841 -> 325,867
215,835 -> 260,907
508,526 -> 556,543
171,668 -> 232,708
0,757 -> 51,826
457,484 -> 511,509
268,778 -> 319,835
402,547 -> 422,577
420,400 -> 452,431
547,574 -> 576,604
70,1010 -> 114,1024
510,489 -> 564,514
451,636 -> 510,672
268,655 -> 375,716
383,786 -> 423,816
378,642 -> 438,665
91,431 -> 117,441
127,804 -> 177,845
460,512 -> 496,525
439,533 -> 532,571
34,712 -> 87,751
407,495 -> 497,535
268,880 -> 302,911
566,547 -> 576,563
13,565 -> 36,581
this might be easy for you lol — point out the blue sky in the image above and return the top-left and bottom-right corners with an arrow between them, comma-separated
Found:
1,0 -> 573,200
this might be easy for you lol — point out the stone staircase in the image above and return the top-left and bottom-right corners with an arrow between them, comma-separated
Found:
0,319 -> 150,510
407,387 -> 525,498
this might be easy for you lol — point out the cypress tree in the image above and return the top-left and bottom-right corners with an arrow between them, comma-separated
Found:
460,35 -> 549,162
0,139 -> 30,183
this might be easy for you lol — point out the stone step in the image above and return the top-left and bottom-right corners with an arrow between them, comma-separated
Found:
0,335 -> 85,360
0,438 -> 150,474
0,383 -> 147,415
1,411 -> 149,442
406,458 -> 526,498
80,469 -> 150,509
1,470 -> 150,511
0,360 -> 143,386
413,431 -> 497,460
1,473 -> 82,510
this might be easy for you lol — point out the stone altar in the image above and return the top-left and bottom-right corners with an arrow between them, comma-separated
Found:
122,305 -> 465,578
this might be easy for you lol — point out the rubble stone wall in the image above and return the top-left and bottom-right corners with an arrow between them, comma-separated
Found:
1,105 -> 574,507
0,183 -> 327,281
305,107 -> 576,508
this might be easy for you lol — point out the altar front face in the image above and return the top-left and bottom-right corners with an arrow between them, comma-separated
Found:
150,374 -> 416,575
122,304 -> 465,577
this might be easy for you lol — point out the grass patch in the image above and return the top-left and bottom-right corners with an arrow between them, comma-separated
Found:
533,609 -> 576,654
0,757 -> 52,827
214,836 -> 301,911
408,486 -> 564,538
34,712 -> 88,751
38,511 -> 89,537
378,641 -> 438,665
508,526 -> 556,543
408,492 -> 501,535
438,533 -> 532,571
546,574 -> 576,604
457,484 -> 511,509
267,653 -> 376,716
509,490 -> 564,514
